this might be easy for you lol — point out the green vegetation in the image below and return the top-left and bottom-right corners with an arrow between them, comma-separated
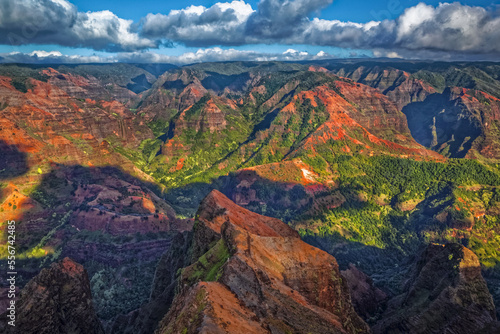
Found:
0,64 -> 49,92
89,260 -> 158,320
181,238 -> 230,285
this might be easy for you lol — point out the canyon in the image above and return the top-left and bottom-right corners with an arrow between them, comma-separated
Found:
1,60 -> 500,333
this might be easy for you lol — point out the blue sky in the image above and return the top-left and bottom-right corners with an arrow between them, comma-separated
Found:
0,0 -> 499,63
71,0 -> 495,22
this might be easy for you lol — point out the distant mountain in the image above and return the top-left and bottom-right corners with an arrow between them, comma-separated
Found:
318,60 -> 500,160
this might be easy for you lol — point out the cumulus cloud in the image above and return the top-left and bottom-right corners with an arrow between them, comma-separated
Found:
140,1 -> 500,58
244,0 -> 332,41
393,3 -> 500,53
141,0 -> 332,45
0,0 -> 499,59
0,51 -> 111,63
0,0 -> 156,51
142,1 -> 254,46
0,48 -> 335,65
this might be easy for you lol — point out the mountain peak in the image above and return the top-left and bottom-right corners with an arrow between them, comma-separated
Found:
197,189 -> 299,238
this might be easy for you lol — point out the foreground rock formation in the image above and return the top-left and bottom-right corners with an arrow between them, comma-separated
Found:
109,189 -> 369,334
0,257 -> 104,334
155,189 -> 369,334
3,192 -> 500,334
373,243 -> 498,334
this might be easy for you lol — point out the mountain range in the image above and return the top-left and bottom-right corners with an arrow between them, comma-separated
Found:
1,60 -> 500,333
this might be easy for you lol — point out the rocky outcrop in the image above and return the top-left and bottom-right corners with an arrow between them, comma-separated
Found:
0,258 -> 104,334
156,190 -> 369,334
156,282 -> 267,334
373,243 -> 498,334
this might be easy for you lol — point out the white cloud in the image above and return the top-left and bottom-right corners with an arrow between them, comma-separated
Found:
0,0 -> 156,51
29,50 -> 63,57
0,0 -> 499,59
140,1 -> 500,59
372,50 -> 401,59
393,2 -> 500,54
396,3 -> 435,39
0,50 -> 113,63
141,1 -> 254,46
0,48 -> 337,64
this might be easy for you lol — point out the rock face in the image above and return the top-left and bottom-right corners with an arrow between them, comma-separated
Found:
0,257 -> 104,334
373,243 -> 498,334
330,65 -> 436,110
298,81 -> 438,158
0,164 -> 193,322
157,281 -> 268,334
155,190 -> 369,334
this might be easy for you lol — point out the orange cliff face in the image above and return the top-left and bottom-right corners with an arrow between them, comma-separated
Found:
283,83 -> 443,160
0,72 -> 156,226
0,73 -> 153,171
155,190 -> 369,334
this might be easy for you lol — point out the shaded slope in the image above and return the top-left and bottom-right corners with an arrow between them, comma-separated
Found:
402,88 -> 500,159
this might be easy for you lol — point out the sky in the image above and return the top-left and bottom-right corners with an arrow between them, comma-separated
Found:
0,0 -> 499,64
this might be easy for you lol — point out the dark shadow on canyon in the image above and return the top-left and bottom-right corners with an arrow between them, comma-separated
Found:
0,140 -> 29,201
